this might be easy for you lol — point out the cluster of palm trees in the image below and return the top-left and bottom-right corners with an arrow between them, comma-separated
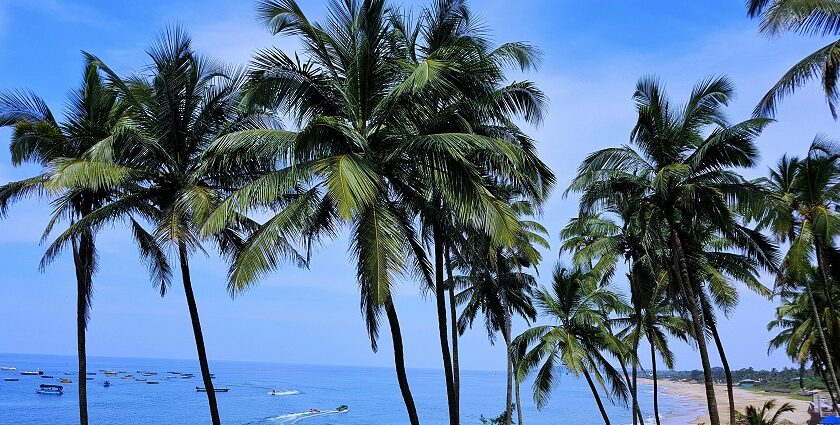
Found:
4,1 -> 840,425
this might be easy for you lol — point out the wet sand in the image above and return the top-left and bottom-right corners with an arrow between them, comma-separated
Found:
639,378 -> 812,425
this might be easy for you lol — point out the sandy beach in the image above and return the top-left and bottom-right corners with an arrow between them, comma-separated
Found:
640,378 -> 813,425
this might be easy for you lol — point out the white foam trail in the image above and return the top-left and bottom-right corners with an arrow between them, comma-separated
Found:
267,390 -> 300,396
266,409 -> 347,423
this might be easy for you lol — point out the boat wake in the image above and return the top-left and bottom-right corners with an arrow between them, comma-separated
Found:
250,409 -> 347,424
267,390 -> 300,396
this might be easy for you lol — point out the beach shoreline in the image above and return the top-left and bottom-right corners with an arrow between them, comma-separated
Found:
639,378 -> 812,425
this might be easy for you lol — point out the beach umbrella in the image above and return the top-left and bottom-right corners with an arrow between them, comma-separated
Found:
821,416 -> 840,424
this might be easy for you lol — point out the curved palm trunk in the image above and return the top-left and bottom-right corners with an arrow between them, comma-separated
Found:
515,380 -> 524,425
71,233 -> 93,425
177,242 -> 220,425
619,356 -> 643,424
649,334 -> 661,425
433,227 -> 458,425
582,368 -> 611,425
385,298 -> 421,425
699,296 -> 735,425
503,318 -> 514,425
804,277 -> 840,409
631,326 -> 642,425
445,250 -> 460,410
670,229 -> 720,425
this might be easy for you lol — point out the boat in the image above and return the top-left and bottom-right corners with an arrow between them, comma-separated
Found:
146,381 -> 159,384
180,373 -> 194,379
135,378 -> 146,382
103,381 -> 111,388
20,370 -> 42,376
195,386 -> 229,393
4,378 -> 19,382
40,375 -> 54,379
336,405 -> 349,412
36,384 -> 63,395
63,372 -> 75,375
308,409 -> 320,414
58,378 -> 72,384
1,366 -> 15,371
85,377 -> 93,380
104,371 -> 118,377
86,372 -> 96,376
166,375 -> 178,379
166,371 -> 179,374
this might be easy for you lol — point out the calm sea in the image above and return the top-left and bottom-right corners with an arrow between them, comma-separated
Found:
0,353 -> 702,424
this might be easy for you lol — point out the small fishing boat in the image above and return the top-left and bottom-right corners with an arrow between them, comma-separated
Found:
180,373 -> 194,379
63,372 -> 75,376
36,384 -> 63,395
86,372 -> 96,376
103,381 -> 111,388
146,381 -> 159,385
1,366 -> 15,371
166,371 -> 179,374
166,375 -> 178,379
308,409 -> 320,414
135,378 -> 146,382
4,378 -> 19,382
40,375 -> 54,379
336,405 -> 349,412
59,378 -> 72,384
196,386 -> 229,393
104,371 -> 118,377
20,370 -> 42,376
85,377 -> 93,380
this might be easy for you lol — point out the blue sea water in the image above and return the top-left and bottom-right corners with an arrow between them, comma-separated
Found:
0,353 -> 702,424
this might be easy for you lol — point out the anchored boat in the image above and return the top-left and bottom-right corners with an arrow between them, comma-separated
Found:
195,386 -> 229,392
36,384 -> 63,395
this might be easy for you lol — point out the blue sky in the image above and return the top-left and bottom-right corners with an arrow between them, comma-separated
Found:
0,0 -> 836,372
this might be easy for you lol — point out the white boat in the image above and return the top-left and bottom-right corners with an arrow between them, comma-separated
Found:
20,370 -> 42,376
4,378 -> 19,382
1,366 -> 16,371
196,386 -> 229,393
36,384 -> 63,395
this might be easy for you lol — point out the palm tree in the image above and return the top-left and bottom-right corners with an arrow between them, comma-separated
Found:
747,0 -> 840,117
736,399 -> 795,425
455,196 -> 548,425
0,59 -> 127,425
512,264 -> 629,425
754,142 -> 840,404
196,1 -> 549,424
568,75 -> 776,425
44,28 -> 266,425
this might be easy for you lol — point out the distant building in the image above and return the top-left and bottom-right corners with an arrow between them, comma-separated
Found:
738,379 -> 759,388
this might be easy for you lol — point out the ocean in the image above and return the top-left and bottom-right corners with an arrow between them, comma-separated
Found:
0,353 -> 703,424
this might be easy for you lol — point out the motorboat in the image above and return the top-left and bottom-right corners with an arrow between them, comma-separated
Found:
336,405 -> 349,412
308,409 -> 320,414
36,384 -> 63,395
63,372 -> 75,376
20,370 -> 42,376
195,386 -> 229,393
40,375 -> 54,379
59,378 -> 72,384
103,381 -> 111,387
146,381 -> 159,384
4,378 -> 19,382
1,366 -> 15,371
135,378 -> 146,382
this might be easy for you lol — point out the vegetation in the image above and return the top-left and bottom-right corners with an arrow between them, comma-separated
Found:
5,1 -> 840,425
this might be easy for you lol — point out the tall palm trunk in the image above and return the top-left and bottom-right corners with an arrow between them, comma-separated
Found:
385,298 -> 421,425
515,379 -> 524,425
433,227 -> 458,425
71,231 -> 93,425
649,332 -> 661,425
503,318 -> 514,425
700,296 -> 735,425
631,322 -> 642,425
619,359 -> 644,424
670,229 -> 720,425
804,277 -> 840,408
177,242 -> 221,425
582,368 -> 611,425
445,249 -> 460,410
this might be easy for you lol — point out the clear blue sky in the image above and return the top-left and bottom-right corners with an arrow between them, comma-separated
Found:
0,0 -> 835,372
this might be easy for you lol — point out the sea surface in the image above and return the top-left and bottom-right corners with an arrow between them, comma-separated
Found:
0,353 -> 703,424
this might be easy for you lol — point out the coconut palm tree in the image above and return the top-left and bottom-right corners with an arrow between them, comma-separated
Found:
747,0 -> 840,117
753,141 -> 840,403
43,28 -> 269,425
512,264 -> 629,425
736,399 -> 795,425
568,75 -> 776,425
0,59 -> 127,425
196,1 -> 548,424
455,195 -> 548,425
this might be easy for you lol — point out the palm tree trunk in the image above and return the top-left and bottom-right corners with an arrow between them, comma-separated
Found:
670,229 -> 720,425
503,319 -> 514,425
445,249 -> 460,411
515,380 -> 524,425
385,298 -> 421,425
582,368 -> 611,425
433,227 -> 458,425
699,296 -> 735,425
177,242 -> 221,425
815,241 -> 837,311
71,235 -> 91,425
804,277 -> 840,409
817,357 -> 840,408
631,328 -> 642,425
649,334 -> 661,425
